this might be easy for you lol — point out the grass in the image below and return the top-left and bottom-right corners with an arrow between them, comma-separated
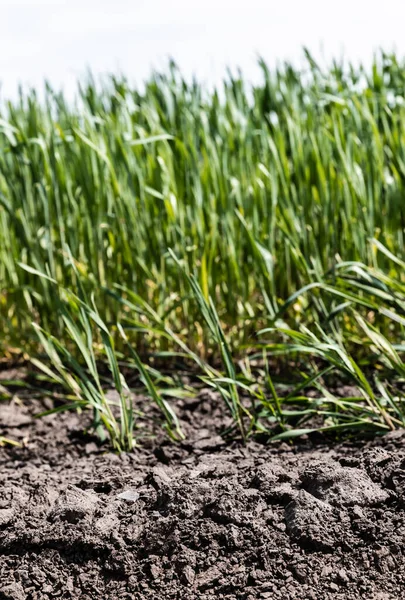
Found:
3,51 -> 405,447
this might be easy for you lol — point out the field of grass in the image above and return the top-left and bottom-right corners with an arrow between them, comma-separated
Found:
3,51 -> 405,450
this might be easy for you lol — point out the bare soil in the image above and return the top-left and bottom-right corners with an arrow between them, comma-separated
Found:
1,387 -> 405,599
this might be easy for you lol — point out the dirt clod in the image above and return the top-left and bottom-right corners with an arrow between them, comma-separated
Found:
301,460 -> 390,506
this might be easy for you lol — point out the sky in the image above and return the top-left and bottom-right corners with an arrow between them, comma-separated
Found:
1,0 -> 405,99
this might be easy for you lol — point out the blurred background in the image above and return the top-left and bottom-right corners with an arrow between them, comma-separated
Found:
1,0 -> 404,99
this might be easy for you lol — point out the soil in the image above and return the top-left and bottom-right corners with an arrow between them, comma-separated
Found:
1,384 -> 405,599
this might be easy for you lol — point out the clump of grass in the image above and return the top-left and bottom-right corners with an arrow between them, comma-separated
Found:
26,260 -> 183,452
264,240 -> 405,436
32,293 -> 136,452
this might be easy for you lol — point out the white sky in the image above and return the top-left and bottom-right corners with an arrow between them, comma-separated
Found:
1,0 -> 405,99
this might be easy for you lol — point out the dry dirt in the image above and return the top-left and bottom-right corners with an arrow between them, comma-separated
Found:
1,388 -> 405,599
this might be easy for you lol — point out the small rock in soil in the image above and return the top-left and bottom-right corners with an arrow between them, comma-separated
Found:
117,490 -> 140,502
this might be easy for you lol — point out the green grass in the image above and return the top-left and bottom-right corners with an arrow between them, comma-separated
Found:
3,51 -> 405,447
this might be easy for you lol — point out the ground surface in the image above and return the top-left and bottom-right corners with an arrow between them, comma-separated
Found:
1,385 -> 405,600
